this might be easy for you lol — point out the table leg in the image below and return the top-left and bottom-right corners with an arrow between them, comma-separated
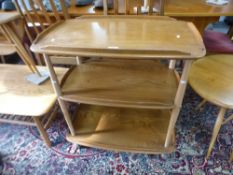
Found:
43,54 -> 76,136
165,60 -> 193,147
169,60 -> 176,69
33,117 -> 51,147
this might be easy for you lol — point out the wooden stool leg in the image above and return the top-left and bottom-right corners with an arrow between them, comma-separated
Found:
222,114 -> 233,125
206,107 -> 226,159
44,105 -> 59,130
195,99 -> 206,111
33,117 -> 51,147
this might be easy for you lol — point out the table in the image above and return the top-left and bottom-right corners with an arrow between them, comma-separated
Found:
0,12 -> 39,74
31,16 -> 206,154
163,0 -> 233,34
2,0 -> 233,34
68,0 -> 233,34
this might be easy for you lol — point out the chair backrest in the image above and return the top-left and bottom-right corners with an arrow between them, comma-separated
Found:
103,0 -> 165,16
14,0 -> 70,42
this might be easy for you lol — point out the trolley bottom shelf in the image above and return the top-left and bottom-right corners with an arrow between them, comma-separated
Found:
67,104 -> 175,154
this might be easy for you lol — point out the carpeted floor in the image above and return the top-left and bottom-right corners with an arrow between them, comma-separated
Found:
0,87 -> 232,175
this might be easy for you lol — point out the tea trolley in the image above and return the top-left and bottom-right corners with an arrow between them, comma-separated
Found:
31,16 -> 206,154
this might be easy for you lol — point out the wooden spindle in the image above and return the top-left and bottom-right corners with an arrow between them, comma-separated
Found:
125,0 -> 130,14
49,0 -> 61,21
28,0 -> 45,30
20,0 -> 40,34
148,0 -> 153,15
114,0 -> 118,14
103,0 -> 108,15
160,0 -> 165,16
59,0 -> 70,19
34,0 -> 52,25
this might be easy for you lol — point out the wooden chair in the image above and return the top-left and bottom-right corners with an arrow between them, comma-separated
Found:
103,0 -> 165,15
102,0 -> 178,68
189,54 -> 233,161
0,13 -> 68,147
0,64 -> 68,147
0,13 -> 39,74
14,0 -> 78,65
0,31 -> 16,63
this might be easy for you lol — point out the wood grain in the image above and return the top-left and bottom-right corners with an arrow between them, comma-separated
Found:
0,64 -> 68,116
0,42 -> 16,55
0,12 -> 20,25
163,0 -> 233,17
31,16 -> 206,59
0,13 -> 19,56
61,59 -> 178,109
67,104 -> 175,154
67,0 -> 233,17
189,54 -> 233,108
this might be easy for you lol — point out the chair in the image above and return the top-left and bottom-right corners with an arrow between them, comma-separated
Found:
0,12 -> 68,147
192,17 -> 233,160
0,64 -> 68,147
14,0 -> 78,65
0,31 -> 16,63
203,30 -> 233,54
0,12 -> 39,72
103,0 -> 165,15
188,54 -> 233,161
102,0 -> 177,68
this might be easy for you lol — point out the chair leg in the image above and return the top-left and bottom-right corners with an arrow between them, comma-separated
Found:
33,117 -> 51,147
44,105 -> 59,130
222,114 -> 233,125
206,107 -> 226,159
195,99 -> 206,111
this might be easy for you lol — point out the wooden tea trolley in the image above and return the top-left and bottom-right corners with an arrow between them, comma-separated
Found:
31,16 -> 206,154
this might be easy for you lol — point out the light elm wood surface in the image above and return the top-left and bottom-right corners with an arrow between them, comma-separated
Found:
189,54 -> 233,108
189,54 -> 233,160
67,104 -> 175,154
0,13 -> 19,56
31,16 -> 206,59
0,12 -> 20,25
68,0 -> 233,17
61,59 -> 178,109
163,0 -> 233,17
0,42 -> 16,55
0,64 -> 68,116
30,13 -> 205,153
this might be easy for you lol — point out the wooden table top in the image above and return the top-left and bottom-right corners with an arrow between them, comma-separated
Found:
31,16 -> 206,59
0,12 -> 20,25
189,54 -> 233,108
163,0 -> 233,16
68,0 -> 233,17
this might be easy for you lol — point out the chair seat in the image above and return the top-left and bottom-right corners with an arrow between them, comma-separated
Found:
0,64 -> 68,116
189,54 -> 233,108
203,30 -> 233,53
0,44 -> 16,55
0,37 -> 16,55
